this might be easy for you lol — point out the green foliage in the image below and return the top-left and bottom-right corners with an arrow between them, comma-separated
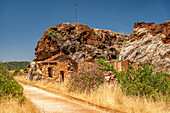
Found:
24,68 -> 27,73
68,58 -> 169,101
49,29 -> 56,35
116,63 -> 170,101
68,62 -> 106,92
49,30 -> 62,39
15,68 -> 21,73
96,58 -> 117,74
4,61 -> 30,70
0,63 -> 25,102
0,63 -> 9,76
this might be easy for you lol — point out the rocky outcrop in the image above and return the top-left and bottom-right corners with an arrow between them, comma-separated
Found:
131,21 -> 170,44
34,23 -> 129,62
119,21 -> 170,71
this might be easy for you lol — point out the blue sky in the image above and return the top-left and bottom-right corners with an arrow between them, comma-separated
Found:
0,0 -> 169,62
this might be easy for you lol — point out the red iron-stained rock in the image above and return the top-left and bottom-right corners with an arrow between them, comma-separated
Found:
131,21 -> 170,44
34,23 -> 129,61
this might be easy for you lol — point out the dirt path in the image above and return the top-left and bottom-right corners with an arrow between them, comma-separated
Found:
21,83 -> 107,113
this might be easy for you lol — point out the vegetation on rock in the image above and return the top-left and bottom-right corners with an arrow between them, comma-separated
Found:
49,29 -> 56,35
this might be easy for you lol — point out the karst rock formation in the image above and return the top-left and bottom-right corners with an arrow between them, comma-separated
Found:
34,23 -> 129,62
33,21 -> 169,72
119,21 -> 170,71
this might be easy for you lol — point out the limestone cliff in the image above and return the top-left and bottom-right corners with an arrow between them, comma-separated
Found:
119,21 -> 170,71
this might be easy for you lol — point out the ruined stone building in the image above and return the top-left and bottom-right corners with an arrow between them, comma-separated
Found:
28,53 -> 78,82
112,60 -> 140,72
28,21 -> 170,82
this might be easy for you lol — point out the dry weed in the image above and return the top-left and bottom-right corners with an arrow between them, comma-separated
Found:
0,99 -> 42,113
15,76 -> 170,113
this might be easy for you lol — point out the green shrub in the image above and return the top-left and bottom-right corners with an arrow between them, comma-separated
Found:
68,62 -> 106,92
0,63 -> 9,76
116,63 -> 170,101
0,63 -> 25,102
96,58 -> 117,74
49,30 -> 56,35
24,68 -> 27,73
49,30 -> 62,39
15,68 -> 21,73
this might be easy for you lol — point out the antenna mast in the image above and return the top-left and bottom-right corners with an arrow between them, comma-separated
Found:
75,3 -> 78,23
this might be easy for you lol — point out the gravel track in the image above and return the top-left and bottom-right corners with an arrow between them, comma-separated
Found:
21,83 -> 107,113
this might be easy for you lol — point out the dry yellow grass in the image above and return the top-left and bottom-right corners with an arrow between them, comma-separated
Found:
15,76 -> 170,113
0,99 -> 42,113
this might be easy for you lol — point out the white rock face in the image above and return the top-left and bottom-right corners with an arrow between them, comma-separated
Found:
119,28 -> 170,72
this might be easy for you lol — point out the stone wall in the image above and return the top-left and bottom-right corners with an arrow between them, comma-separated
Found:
112,60 -> 140,72
41,61 -> 70,82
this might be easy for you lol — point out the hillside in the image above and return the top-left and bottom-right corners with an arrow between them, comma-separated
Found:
3,61 -> 30,70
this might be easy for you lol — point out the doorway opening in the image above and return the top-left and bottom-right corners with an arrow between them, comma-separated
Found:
48,67 -> 53,78
60,71 -> 64,82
